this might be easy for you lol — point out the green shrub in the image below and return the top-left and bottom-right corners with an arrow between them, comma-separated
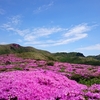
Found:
47,61 -> 54,66
13,67 -> 23,70
71,73 -> 83,82
79,77 -> 100,86
71,73 -> 100,86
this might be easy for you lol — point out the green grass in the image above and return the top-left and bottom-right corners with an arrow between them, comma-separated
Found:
71,73 -> 100,86
13,67 -> 23,70
79,77 -> 100,86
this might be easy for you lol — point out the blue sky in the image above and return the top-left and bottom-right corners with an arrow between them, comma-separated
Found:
0,0 -> 100,56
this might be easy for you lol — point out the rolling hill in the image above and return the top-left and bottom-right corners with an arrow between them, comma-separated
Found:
0,43 -> 55,60
0,43 -> 100,65
53,52 -> 100,65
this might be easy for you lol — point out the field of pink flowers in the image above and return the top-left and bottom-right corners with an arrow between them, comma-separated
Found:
0,54 -> 100,100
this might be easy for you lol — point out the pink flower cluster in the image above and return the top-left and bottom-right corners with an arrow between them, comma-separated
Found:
0,54 -> 100,99
0,70 -> 87,100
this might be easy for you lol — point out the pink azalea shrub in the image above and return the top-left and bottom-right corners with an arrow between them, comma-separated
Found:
0,70 -> 87,100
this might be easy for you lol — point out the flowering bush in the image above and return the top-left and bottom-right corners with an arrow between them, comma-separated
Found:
0,70 -> 87,100
0,54 -> 100,99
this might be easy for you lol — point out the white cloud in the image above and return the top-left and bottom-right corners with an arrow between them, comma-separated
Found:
0,8 -> 5,15
24,34 -> 35,41
24,26 -> 88,46
1,17 -> 93,47
1,23 -> 14,31
8,15 -> 21,25
32,27 -> 62,36
15,29 -> 30,36
44,23 -> 89,46
1,23 -> 26,36
1,15 -> 24,35
33,2 -> 53,13
23,27 -> 67,45
52,34 -> 87,46
16,27 -> 64,42
64,23 -> 90,37
1,15 -> 21,29
77,44 -> 100,50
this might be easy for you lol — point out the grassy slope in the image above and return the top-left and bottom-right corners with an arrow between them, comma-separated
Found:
87,55 -> 100,60
53,52 -> 100,65
0,43 -> 100,65
0,44 -> 56,61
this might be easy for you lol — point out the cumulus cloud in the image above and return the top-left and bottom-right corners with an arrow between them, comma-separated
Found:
77,44 -> 100,50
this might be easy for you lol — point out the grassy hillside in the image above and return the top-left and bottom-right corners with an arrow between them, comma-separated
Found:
0,43 -> 100,65
53,52 -> 100,65
87,55 -> 100,60
0,43 -> 56,61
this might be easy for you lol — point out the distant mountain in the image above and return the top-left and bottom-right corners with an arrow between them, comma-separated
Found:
53,52 -> 100,65
53,52 -> 85,57
0,43 -> 100,65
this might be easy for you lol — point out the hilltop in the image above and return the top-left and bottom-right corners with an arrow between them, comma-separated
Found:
0,43 -> 55,60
